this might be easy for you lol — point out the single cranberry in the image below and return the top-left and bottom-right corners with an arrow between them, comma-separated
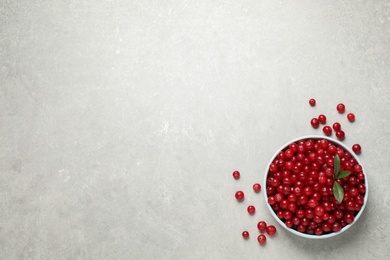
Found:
285,149 -> 294,158
247,205 -> 256,215
314,206 -> 325,217
358,183 -> 366,194
336,103 -> 345,113
318,114 -> 327,124
297,224 -> 306,233
296,209 -> 305,218
347,113 -> 355,122
269,163 -> 278,172
323,126 -> 332,136
253,183 -> 261,193
357,172 -> 365,180
257,221 -> 267,232
283,210 -> 293,220
314,227 -> 323,236
266,225 -> 277,236
235,191 -> 245,201
268,196 -> 275,205
305,209 -> 315,220
349,187 -> 359,197
336,131 -> 345,140
232,171 -> 240,179
322,222 -> 331,232
332,122 -> 341,131
242,231 -> 249,239
334,210 -> 343,220
310,118 -> 320,128
332,222 -> 342,232
356,195 -> 365,205
308,198 -> 318,208
309,98 -> 316,106
257,234 -> 266,245
280,199 -> 288,209
352,144 -> 361,154
285,220 -> 294,228
344,213 -> 355,224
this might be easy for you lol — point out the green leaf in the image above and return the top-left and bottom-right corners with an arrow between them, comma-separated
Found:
337,170 -> 351,179
333,181 -> 344,204
334,155 -> 340,178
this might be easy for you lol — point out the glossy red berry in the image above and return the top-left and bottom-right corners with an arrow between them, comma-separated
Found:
235,191 -> 245,201
311,118 -> 320,128
352,144 -> 361,154
336,131 -> 345,140
257,234 -> 267,245
337,103 -> 345,113
247,205 -> 256,214
323,126 -> 332,136
347,113 -> 355,122
266,225 -> 277,236
309,98 -> 316,107
318,114 -> 327,124
257,221 -> 267,232
232,171 -> 240,179
242,231 -> 249,239
332,122 -> 341,131
253,183 -> 261,193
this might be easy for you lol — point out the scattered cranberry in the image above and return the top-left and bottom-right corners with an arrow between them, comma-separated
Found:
347,113 -> 355,122
242,231 -> 249,239
257,234 -> 267,244
235,191 -> 245,201
352,144 -> 361,154
311,118 -> 320,128
257,221 -> 267,232
247,205 -> 256,215
232,171 -> 240,179
335,131 -> 345,140
309,98 -> 316,107
337,103 -> 345,113
332,122 -> 341,131
323,126 -> 332,136
318,114 -> 327,124
266,225 -> 277,236
253,183 -> 261,193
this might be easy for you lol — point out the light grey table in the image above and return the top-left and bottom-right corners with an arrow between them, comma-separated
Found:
1,1 -> 389,259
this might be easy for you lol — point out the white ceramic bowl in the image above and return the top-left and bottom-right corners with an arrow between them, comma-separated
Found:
263,135 -> 368,239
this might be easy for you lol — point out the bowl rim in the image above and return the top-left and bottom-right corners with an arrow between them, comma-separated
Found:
263,135 -> 369,239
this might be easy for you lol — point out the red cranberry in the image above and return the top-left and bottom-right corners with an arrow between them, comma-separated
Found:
266,225 -> 277,236
235,191 -> 245,201
311,118 -> 320,128
318,114 -> 327,124
257,221 -> 267,232
242,231 -> 249,239
323,126 -> 332,136
232,171 -> 240,179
336,103 -> 345,113
332,122 -> 341,131
336,131 -> 345,140
257,234 -> 267,245
247,205 -> 256,215
347,113 -> 355,122
352,144 -> 361,154
315,227 -> 323,236
332,222 -> 342,232
344,213 -> 354,224
309,98 -> 316,106
253,183 -> 261,193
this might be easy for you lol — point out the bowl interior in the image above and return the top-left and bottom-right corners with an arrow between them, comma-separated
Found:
263,135 -> 368,239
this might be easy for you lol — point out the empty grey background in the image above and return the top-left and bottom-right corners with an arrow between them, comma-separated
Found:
1,0 -> 390,259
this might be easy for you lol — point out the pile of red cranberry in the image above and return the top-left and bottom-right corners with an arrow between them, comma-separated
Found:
265,137 -> 366,236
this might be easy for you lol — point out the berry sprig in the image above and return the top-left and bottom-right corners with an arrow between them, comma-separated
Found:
332,155 -> 351,203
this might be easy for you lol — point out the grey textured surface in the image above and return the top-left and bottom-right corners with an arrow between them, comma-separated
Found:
1,0 -> 390,259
